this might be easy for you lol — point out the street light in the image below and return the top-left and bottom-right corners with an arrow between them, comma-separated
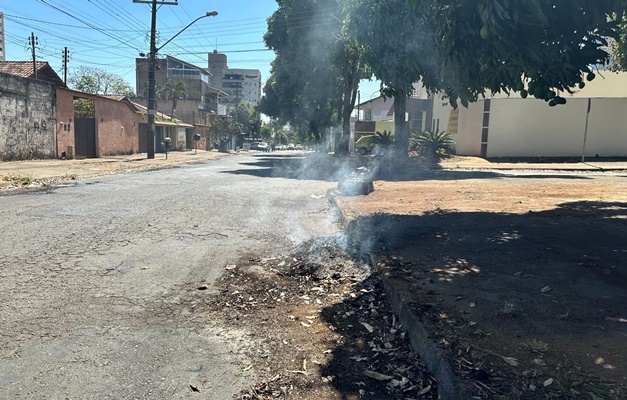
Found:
141,1 -> 218,159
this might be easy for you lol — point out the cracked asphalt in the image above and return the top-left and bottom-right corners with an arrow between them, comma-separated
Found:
0,153 -> 339,399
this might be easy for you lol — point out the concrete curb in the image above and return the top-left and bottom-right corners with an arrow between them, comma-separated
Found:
326,189 -> 463,400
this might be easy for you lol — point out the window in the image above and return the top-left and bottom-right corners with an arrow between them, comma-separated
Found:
364,109 -> 372,121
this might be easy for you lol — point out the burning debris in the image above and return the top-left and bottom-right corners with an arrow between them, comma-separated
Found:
338,167 -> 375,196
201,237 -> 439,399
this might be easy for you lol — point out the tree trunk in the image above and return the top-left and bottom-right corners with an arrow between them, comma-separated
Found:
393,95 -> 409,157
171,98 -> 177,120
337,60 -> 361,155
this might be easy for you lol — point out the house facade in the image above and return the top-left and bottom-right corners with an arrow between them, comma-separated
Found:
353,82 -> 434,140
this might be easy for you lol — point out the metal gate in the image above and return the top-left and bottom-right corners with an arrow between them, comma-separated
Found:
74,117 -> 96,158
139,123 -> 149,153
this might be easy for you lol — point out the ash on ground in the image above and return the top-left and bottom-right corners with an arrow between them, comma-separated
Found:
201,236 -> 439,400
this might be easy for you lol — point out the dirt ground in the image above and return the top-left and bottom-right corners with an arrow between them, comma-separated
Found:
335,164 -> 627,399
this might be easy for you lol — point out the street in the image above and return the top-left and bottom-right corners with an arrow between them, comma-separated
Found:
0,153 -> 339,399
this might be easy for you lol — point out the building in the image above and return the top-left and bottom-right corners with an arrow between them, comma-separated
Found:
0,13 -> 5,61
353,82 -> 434,139
436,71 -> 627,158
135,55 -> 224,125
208,50 -> 261,114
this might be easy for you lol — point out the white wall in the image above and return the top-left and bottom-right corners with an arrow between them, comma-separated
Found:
487,98 -> 627,158
453,101 -> 484,156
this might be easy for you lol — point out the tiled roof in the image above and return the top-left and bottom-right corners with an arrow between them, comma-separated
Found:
102,95 -> 127,101
0,61 -> 66,87
131,102 -> 194,127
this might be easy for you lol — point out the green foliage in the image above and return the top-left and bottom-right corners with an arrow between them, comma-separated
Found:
611,17 -> 627,72
2,174 -> 32,186
410,129 -> 455,161
259,123 -> 273,140
210,117 -> 243,152
372,130 -> 395,147
261,0 -> 364,149
69,66 -> 134,97
157,79 -> 187,119
344,0 -> 429,154
414,0 -> 625,106
73,98 -> 95,118
355,130 -> 394,155
230,103 -> 261,137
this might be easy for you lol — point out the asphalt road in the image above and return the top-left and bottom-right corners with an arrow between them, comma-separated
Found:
0,153 -> 339,399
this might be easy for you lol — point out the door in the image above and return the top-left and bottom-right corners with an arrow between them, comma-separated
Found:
74,117 -> 96,158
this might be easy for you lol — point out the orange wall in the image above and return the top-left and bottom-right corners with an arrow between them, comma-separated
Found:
56,89 -> 142,157
56,88 -> 75,158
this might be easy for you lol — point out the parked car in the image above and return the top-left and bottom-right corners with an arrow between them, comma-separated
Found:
295,144 -> 303,151
355,135 -> 376,155
287,143 -> 295,150
257,142 -> 270,152
275,144 -> 287,151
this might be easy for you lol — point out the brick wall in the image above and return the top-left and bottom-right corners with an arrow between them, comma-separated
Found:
0,72 -> 56,160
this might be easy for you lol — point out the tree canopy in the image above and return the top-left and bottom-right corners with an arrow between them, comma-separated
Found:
261,0 -> 363,151
69,66 -> 134,97
412,0 -> 626,106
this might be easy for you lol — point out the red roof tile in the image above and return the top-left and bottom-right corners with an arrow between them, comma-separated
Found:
0,61 -> 66,87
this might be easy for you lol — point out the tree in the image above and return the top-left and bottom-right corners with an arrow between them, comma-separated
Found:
157,79 -> 187,120
210,117 -> 243,152
411,0 -> 626,106
344,0 -> 431,155
262,0 -> 363,153
230,102 -> 261,137
69,66 -> 134,97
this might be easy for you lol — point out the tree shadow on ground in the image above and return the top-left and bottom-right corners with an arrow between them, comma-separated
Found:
221,153 -> 593,183
327,200 -> 626,399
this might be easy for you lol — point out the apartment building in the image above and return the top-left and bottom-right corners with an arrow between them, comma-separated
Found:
208,50 -> 261,114
135,55 -> 224,124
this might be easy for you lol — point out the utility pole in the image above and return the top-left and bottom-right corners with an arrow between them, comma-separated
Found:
134,0 -> 179,159
61,47 -> 70,85
28,32 -> 38,79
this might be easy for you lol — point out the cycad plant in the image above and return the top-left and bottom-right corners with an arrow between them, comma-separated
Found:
372,130 -> 395,147
410,129 -> 455,163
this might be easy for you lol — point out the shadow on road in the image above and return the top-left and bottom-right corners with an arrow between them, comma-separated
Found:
221,153 -> 593,182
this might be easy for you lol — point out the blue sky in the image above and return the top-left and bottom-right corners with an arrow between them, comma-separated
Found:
0,0 -> 379,102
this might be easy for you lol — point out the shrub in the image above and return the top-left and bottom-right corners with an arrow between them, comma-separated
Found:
410,129 -> 455,162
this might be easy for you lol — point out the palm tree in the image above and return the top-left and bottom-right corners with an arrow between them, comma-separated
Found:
158,79 -> 188,120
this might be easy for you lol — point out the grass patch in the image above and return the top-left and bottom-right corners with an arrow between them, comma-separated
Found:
2,174 -> 33,185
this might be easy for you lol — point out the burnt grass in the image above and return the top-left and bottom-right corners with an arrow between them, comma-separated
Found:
203,237 -> 439,400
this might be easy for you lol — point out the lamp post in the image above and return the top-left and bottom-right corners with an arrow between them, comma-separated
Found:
136,0 -> 218,159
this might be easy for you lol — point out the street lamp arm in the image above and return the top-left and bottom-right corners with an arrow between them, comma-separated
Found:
156,11 -> 218,52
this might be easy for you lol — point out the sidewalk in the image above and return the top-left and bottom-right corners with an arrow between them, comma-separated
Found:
439,155 -> 627,171
0,150 -> 230,190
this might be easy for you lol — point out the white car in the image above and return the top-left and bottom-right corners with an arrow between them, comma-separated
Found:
295,144 -> 303,151
287,143 -> 295,150
275,144 -> 287,151
257,142 -> 270,152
